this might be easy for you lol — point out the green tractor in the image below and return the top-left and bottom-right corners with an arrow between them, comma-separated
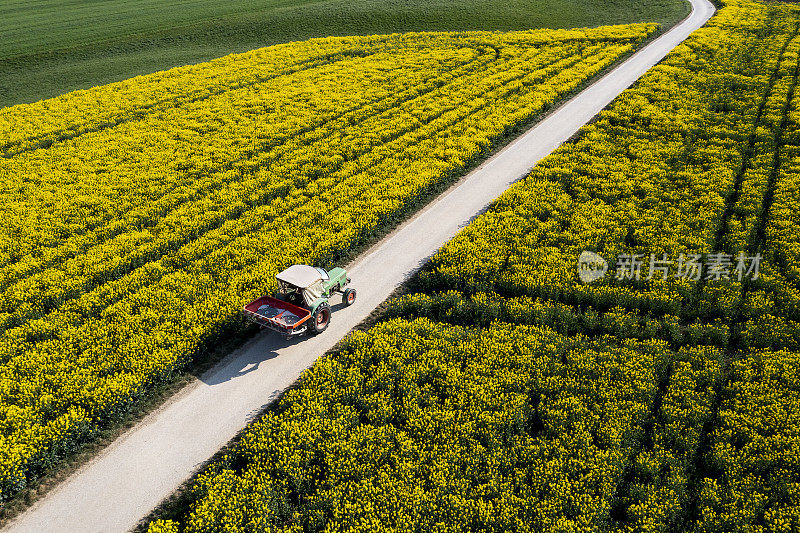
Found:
243,264 -> 356,337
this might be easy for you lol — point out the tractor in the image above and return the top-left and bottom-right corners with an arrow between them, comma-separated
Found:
243,264 -> 356,337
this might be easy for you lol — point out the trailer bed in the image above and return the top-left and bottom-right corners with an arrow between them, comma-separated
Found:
243,295 -> 311,335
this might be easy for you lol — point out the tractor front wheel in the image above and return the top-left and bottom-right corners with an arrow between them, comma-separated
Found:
310,303 -> 331,334
343,288 -> 357,306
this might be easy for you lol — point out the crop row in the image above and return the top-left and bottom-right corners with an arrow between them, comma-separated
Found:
385,291 -> 732,348
0,27 -> 655,501
0,27 -> 640,159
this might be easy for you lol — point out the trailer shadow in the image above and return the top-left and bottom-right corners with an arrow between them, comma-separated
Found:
199,333 -> 305,386
200,299 -> 351,387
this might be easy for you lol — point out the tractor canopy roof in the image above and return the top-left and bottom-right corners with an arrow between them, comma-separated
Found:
276,264 -> 329,289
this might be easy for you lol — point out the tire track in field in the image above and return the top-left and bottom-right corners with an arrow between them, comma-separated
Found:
711,26 -> 798,256
0,48 -> 379,158
672,25 -> 800,328
749,31 -> 800,258
0,43 -> 494,265
609,352 -> 675,525
0,33 -> 610,159
428,32 -> 800,335
0,46 -> 609,337
0,46 -> 500,279
3,45 -> 606,355
678,29 -> 800,530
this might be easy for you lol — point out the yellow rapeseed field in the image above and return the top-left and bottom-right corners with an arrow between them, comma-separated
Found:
0,25 -> 657,500
148,1 -> 800,531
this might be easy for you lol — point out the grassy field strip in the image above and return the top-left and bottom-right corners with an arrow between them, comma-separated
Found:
0,0 -> 305,58
0,0 -> 690,109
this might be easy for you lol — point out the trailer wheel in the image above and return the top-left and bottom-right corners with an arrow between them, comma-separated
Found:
343,288 -> 357,306
310,303 -> 331,334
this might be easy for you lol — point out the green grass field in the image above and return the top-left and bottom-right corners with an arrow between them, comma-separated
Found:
0,0 -> 689,109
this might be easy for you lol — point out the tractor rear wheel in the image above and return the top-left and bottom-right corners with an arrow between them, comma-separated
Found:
343,288 -> 357,306
310,302 -> 331,334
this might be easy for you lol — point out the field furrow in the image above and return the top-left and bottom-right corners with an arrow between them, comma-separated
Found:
0,43 -> 619,342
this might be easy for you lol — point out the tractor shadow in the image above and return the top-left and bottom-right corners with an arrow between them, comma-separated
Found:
199,297 -> 350,387
330,299 -> 348,313
199,333 -> 305,386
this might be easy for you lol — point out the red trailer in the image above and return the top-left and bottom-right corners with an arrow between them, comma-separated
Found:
242,295 -> 312,337
243,264 -> 356,337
